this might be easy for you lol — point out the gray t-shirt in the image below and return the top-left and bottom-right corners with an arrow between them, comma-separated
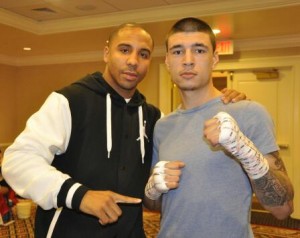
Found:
152,97 -> 278,238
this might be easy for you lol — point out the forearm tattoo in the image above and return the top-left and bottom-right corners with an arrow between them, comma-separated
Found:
253,170 -> 288,206
253,152 -> 294,207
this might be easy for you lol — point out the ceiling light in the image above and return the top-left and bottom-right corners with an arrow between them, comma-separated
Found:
23,47 -> 31,51
213,29 -> 221,35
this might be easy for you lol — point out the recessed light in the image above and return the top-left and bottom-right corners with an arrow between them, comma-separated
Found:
23,47 -> 31,51
213,29 -> 221,35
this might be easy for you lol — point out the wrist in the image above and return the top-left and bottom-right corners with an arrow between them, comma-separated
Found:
215,112 -> 270,179
145,175 -> 162,200
145,161 -> 170,200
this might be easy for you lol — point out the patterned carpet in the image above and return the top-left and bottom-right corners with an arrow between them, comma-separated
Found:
143,210 -> 300,238
0,205 -> 35,238
1,205 -> 299,237
251,211 -> 300,229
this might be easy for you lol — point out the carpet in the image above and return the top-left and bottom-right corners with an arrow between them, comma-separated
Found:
251,211 -> 300,229
0,205 -> 35,238
143,210 -> 300,238
251,224 -> 300,238
1,205 -> 299,237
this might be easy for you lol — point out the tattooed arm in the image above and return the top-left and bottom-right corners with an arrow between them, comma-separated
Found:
251,152 -> 294,220
204,112 -> 294,220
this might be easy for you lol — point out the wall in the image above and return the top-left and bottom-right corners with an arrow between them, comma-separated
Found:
1,57 -> 165,142
138,57 -> 165,106
0,64 -> 17,145
14,62 -> 104,134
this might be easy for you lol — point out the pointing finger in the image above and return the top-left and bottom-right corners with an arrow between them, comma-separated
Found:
113,194 -> 142,204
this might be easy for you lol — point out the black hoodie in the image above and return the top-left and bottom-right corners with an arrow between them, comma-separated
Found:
35,72 -> 161,237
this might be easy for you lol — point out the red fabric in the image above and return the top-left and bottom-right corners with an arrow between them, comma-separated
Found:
0,188 -> 18,224
0,194 -> 9,216
8,189 -> 18,205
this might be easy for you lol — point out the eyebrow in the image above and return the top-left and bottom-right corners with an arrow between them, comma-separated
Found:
169,43 -> 209,51
118,43 -> 151,54
117,43 -> 131,49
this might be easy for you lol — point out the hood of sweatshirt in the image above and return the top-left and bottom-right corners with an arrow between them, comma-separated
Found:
72,71 -> 148,163
74,71 -> 146,107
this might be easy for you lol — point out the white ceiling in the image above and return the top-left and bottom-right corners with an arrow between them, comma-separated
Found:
0,0 -> 203,21
1,0 -> 300,66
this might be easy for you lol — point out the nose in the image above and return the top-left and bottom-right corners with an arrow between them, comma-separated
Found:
183,50 -> 194,67
127,52 -> 138,68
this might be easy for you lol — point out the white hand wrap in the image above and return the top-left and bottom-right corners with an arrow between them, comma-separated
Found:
214,112 -> 269,180
145,161 -> 170,200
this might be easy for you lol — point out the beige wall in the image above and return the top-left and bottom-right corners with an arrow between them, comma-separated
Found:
14,62 -> 104,134
138,57 -> 165,106
0,64 -> 17,143
0,56 -> 165,143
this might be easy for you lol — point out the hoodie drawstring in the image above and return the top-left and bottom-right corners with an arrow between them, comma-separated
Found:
138,106 -> 145,164
106,94 -> 146,163
106,94 -> 112,158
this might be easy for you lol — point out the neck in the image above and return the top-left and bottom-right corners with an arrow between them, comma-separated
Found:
180,86 -> 222,110
103,69 -> 135,99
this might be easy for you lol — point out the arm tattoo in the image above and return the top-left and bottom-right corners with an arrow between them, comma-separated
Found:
252,152 -> 293,207
271,151 -> 288,173
253,170 -> 288,206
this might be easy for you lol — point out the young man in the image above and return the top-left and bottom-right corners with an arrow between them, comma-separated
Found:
144,18 -> 294,238
3,23 -> 245,237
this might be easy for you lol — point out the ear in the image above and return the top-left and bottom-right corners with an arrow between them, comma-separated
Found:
165,53 -> 170,71
212,51 -> 219,70
103,46 -> 109,63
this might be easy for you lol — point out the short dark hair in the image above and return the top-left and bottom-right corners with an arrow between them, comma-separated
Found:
107,23 -> 154,49
165,17 -> 216,52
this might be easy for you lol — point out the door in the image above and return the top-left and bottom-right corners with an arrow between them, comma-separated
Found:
227,68 -> 294,177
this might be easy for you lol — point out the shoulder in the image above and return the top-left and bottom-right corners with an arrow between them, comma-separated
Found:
227,100 -> 272,123
227,101 -> 278,153
143,103 -> 162,125
56,80 -> 88,99
144,103 -> 161,114
224,100 -> 276,138
153,111 -> 178,135
56,72 -> 101,99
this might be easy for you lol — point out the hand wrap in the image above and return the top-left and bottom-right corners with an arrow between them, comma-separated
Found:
214,112 -> 269,179
145,161 -> 169,200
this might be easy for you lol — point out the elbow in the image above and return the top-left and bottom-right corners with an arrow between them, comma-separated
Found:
269,201 -> 294,220
272,210 -> 293,220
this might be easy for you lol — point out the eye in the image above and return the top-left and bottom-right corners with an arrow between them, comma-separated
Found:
119,46 -> 130,54
195,48 -> 207,54
171,49 -> 183,55
140,50 -> 150,59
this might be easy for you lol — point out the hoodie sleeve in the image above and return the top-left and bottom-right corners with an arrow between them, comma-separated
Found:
2,92 -> 88,210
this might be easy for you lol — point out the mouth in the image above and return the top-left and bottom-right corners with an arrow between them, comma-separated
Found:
180,71 -> 197,79
123,71 -> 138,80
